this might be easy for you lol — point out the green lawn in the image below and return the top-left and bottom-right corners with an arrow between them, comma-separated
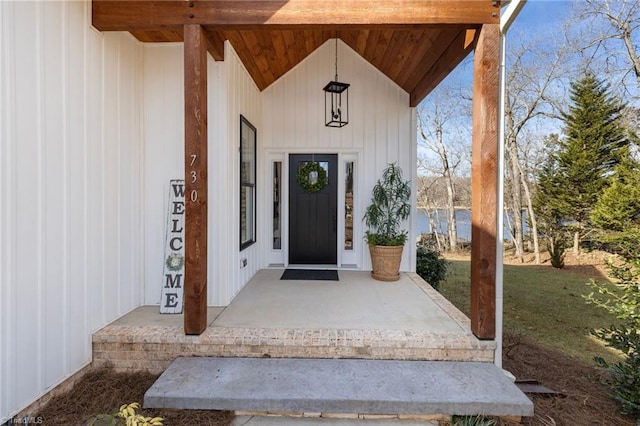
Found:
440,259 -> 621,364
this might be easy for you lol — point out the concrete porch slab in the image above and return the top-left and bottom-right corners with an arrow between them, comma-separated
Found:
213,270 -> 464,332
144,357 -> 534,417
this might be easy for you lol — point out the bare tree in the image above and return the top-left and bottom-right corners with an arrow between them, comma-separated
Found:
573,0 -> 640,100
415,174 -> 445,251
417,88 -> 470,253
503,32 -> 569,263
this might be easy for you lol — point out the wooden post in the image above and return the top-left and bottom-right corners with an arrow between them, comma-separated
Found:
470,23 -> 499,340
184,24 -> 208,335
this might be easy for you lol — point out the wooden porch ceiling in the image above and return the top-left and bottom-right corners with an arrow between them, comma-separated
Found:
92,1 -> 500,106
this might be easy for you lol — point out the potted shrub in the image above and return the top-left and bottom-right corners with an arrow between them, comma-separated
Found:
363,163 -> 411,281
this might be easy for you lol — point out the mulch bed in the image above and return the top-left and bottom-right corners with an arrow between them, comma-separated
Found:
34,369 -> 234,425
34,335 -> 637,426
502,333 -> 636,426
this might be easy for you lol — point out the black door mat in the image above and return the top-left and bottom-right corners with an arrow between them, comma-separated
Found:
280,269 -> 339,281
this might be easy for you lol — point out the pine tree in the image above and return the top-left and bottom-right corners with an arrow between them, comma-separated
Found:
535,74 -> 631,254
591,158 -> 640,232
534,135 -> 571,268
590,156 -> 640,258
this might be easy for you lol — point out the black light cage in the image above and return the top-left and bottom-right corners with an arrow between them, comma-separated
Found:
323,80 -> 350,128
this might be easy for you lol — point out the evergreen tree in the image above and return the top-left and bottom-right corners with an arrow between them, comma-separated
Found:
591,158 -> 640,232
535,74 -> 631,254
534,134 -> 570,226
534,136 -> 570,268
590,155 -> 640,257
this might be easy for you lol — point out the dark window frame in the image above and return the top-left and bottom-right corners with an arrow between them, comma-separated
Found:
240,115 -> 257,251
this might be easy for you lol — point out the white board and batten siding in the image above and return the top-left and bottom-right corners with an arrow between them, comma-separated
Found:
142,43 -> 184,307
0,1 -> 144,422
262,40 -> 418,271
221,43 -> 263,304
143,41 -> 262,307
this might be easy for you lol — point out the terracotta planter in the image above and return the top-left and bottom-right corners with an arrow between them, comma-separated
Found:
369,244 -> 404,282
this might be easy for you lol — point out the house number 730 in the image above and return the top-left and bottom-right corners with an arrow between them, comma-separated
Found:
189,154 -> 198,202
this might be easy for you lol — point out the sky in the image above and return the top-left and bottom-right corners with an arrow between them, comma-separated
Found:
425,0 -> 577,97
420,0 -> 640,176
417,0 -> 577,173
511,0 -> 573,30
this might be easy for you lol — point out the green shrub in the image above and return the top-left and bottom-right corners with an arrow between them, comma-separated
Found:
591,331 -> 640,416
452,415 -> 496,426
416,245 -> 449,291
586,257 -> 640,417
547,234 -> 566,269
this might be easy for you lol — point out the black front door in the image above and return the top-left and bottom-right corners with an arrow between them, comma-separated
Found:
289,154 -> 338,264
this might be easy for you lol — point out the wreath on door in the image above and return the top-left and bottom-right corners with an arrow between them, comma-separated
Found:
297,162 -> 328,193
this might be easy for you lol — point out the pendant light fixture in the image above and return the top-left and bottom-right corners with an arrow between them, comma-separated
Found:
323,37 -> 350,128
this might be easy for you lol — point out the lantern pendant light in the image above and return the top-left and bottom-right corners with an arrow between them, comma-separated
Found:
323,38 -> 350,128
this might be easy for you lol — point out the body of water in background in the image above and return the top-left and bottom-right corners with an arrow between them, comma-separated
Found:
417,209 -> 528,242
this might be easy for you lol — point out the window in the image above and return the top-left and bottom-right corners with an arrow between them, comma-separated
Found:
345,161 -> 354,250
272,161 -> 282,250
240,115 -> 256,250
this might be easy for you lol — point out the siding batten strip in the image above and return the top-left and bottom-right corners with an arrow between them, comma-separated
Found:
61,0 -> 69,376
35,0 -> 45,394
470,23 -> 499,340
184,24 -> 208,335
0,2 -> 18,419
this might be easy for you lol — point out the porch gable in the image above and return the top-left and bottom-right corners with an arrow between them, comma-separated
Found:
91,0 -> 501,339
92,0 -> 498,106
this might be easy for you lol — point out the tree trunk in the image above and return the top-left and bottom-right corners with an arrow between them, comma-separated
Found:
444,161 -> 458,253
430,209 -> 443,252
516,158 -> 541,264
573,230 -> 580,255
506,134 -> 524,262
436,127 -> 458,253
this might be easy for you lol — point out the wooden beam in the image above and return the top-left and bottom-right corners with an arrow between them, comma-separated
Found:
205,30 -> 225,61
131,28 -> 183,43
409,26 -> 479,107
92,1 -> 500,31
470,23 -> 499,340
184,24 -> 208,335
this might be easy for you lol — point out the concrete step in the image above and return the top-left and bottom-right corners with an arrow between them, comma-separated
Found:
232,417 -> 439,425
144,357 -> 533,418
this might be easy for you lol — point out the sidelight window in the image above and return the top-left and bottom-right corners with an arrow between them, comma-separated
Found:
345,161 -> 354,250
272,162 -> 282,250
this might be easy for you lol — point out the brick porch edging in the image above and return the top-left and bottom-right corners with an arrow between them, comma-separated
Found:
93,326 -> 495,373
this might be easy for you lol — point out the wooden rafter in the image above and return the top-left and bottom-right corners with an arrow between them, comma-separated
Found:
409,26 -> 479,107
205,30 -> 226,61
92,1 -> 500,103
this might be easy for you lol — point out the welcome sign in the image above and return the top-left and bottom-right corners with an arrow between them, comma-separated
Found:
160,180 -> 185,314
